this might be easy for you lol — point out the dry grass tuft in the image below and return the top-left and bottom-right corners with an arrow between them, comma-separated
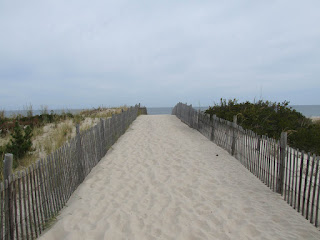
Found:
0,109 -> 5,119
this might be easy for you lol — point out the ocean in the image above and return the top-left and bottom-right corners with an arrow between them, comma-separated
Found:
3,105 -> 320,117
147,105 -> 320,117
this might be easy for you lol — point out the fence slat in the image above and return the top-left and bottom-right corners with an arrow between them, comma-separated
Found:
4,180 -> 9,240
25,169 -> 34,240
306,155 -> 316,220
33,163 -> 42,235
28,165 -> 38,238
287,148 -> 292,204
13,175 -> 19,240
41,158 -> 51,224
302,153 -> 311,216
294,150 -> 300,209
315,159 -> 320,227
17,172 -> 25,240
310,157 -> 319,224
36,161 -> 45,230
0,182 -> 4,240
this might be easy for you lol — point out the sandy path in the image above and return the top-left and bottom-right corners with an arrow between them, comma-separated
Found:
39,115 -> 320,240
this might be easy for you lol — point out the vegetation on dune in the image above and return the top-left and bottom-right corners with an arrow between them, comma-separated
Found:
5,122 -> 33,168
205,99 -> 320,155
0,111 -> 73,137
0,105 -> 128,180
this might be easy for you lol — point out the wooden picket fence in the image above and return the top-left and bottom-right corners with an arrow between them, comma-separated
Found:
0,105 -> 140,240
172,102 -> 320,228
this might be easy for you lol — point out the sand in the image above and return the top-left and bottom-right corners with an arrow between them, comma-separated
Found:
39,115 -> 320,240
310,116 -> 320,122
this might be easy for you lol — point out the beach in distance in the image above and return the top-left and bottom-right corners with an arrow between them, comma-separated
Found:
4,105 -> 320,117
147,105 -> 320,118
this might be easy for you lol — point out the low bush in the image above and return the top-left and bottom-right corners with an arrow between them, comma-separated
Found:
5,122 -> 33,168
205,99 -> 320,155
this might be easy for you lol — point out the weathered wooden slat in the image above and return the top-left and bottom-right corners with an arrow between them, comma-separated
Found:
284,148 -> 289,200
255,135 -> 260,177
251,133 -> 255,175
254,133 -> 258,175
47,155 -> 57,216
242,132 -> 246,166
310,157 -> 319,224
294,150 -> 299,209
53,150 -> 62,209
297,151 -> 305,212
256,136 -> 261,179
264,137 -> 270,186
287,148 -> 292,204
25,169 -> 34,240
0,182 -> 4,240
13,175 -> 19,240
271,139 -> 275,191
50,154 -> 60,215
4,179 -> 9,240
66,142 -> 74,198
59,147 -> 67,205
251,133 -> 256,175
259,136 -> 266,184
53,151 -> 62,211
62,145 -> 70,200
21,172 -> 29,240
315,158 -> 320,227
7,176 -> 14,240
245,131 -> 249,171
262,137 -> 267,182
36,161 -> 45,232
29,165 -> 38,238
290,149 -> 296,207
302,153 -> 311,216
32,163 -> 41,235
269,138 -> 273,188
17,172 -> 25,240
68,139 -> 76,194
306,155 -> 316,220
41,158 -> 50,221
262,136 -> 267,184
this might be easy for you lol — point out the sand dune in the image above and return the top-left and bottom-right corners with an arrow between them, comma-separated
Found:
39,115 -> 320,240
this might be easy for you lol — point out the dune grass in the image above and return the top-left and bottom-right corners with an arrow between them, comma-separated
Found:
0,105 -> 128,180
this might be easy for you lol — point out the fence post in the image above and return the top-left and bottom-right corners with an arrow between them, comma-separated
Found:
3,154 -> 13,180
231,115 -> 237,156
277,132 -> 287,194
3,153 -> 13,240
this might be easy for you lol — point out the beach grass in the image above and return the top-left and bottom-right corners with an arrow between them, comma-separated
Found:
0,105 -> 128,180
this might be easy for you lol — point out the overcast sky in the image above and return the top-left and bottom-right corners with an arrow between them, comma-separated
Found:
0,0 -> 319,110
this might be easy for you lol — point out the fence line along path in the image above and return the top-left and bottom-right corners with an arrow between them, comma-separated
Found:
0,105 -> 140,240
172,102 -> 320,229
38,115 -> 320,240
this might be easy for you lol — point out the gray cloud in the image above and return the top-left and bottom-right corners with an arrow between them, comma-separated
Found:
0,0 -> 319,109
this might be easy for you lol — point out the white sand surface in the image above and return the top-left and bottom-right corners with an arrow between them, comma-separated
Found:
39,115 -> 320,240
310,116 -> 320,122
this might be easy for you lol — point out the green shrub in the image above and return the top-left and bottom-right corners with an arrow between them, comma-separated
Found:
6,122 -> 33,168
288,123 -> 320,155
205,99 -> 320,155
